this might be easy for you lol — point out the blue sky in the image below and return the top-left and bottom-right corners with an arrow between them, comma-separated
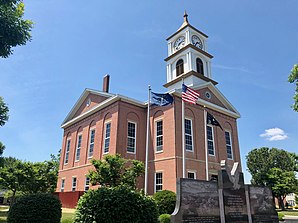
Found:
1,0 -> 297,183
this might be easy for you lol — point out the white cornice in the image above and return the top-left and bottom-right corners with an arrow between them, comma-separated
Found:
61,94 -> 146,129
62,88 -> 115,125
171,85 -> 240,119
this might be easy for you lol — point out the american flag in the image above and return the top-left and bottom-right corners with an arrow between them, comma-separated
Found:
182,84 -> 200,104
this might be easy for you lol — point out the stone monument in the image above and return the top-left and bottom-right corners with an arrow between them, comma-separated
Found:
171,160 -> 278,223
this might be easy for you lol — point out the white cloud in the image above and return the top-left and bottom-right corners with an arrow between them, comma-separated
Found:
213,64 -> 254,74
260,128 -> 288,141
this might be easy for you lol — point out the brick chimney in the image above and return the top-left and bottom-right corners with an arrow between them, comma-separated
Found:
102,74 -> 110,93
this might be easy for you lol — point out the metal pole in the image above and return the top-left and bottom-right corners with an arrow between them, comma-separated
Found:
144,85 -> 151,194
182,97 -> 186,178
204,108 -> 209,180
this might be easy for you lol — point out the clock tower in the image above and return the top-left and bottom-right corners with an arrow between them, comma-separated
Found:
164,12 -> 217,91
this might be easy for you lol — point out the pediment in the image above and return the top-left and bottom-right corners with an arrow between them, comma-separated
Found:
62,89 -> 114,125
193,83 -> 240,117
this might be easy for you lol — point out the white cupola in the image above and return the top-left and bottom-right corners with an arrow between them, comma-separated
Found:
164,12 -> 217,92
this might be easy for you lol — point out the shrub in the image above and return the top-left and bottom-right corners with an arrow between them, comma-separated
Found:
74,186 -> 158,223
159,214 -> 171,223
153,190 -> 176,215
278,212 -> 285,221
7,193 -> 62,223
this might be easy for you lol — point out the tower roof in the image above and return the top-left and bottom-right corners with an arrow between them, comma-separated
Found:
166,12 -> 208,40
177,10 -> 189,31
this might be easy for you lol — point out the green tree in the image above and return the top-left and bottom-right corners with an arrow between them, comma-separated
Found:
0,142 -> 5,160
0,0 -> 33,58
0,97 -> 9,158
75,186 -> 158,223
0,97 -> 9,127
246,147 -> 298,210
288,64 -> 298,112
88,154 -> 145,189
267,168 -> 298,210
0,157 -> 27,204
0,154 -> 60,204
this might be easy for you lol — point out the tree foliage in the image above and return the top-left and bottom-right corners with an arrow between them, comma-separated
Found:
0,97 -> 9,157
153,190 -> 176,215
0,141 -> 5,159
74,186 -> 158,223
288,64 -> 298,112
246,147 -> 298,210
0,155 -> 59,204
7,193 -> 62,223
88,154 -> 145,189
0,97 -> 9,127
0,0 -> 33,58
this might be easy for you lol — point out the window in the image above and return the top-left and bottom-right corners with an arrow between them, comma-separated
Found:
210,175 -> 218,181
176,59 -> 184,76
127,122 -> 136,153
185,118 -> 193,151
155,172 -> 163,192
75,135 -> 82,161
103,122 -> 111,154
196,58 -> 204,75
64,139 -> 71,164
187,171 -> 196,179
72,177 -> 77,192
225,131 -> 233,159
61,179 -> 65,192
156,120 -> 163,152
88,129 -> 95,158
207,125 -> 215,155
85,177 -> 90,191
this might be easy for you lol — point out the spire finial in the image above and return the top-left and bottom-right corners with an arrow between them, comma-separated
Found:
183,10 -> 188,23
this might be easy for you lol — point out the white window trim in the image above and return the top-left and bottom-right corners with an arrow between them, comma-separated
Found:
185,118 -> 194,152
60,178 -> 65,192
127,121 -> 137,154
72,176 -> 77,192
207,124 -> 215,156
187,170 -> 197,179
75,134 -> 82,162
225,130 -> 233,160
84,176 -> 90,191
154,171 -> 163,193
88,128 -> 96,158
103,121 -> 111,154
155,118 -> 163,153
64,138 -> 71,165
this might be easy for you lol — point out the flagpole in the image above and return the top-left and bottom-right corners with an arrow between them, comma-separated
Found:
181,81 -> 186,178
144,85 -> 151,194
204,108 -> 209,180
182,99 -> 186,178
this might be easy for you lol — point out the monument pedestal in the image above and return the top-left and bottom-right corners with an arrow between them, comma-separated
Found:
171,161 -> 278,223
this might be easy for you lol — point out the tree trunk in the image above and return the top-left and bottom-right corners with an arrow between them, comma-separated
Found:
278,196 -> 285,210
9,190 -> 17,211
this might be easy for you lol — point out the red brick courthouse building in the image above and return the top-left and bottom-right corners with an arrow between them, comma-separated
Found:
56,14 -> 242,207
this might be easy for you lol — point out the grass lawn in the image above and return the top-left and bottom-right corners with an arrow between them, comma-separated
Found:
279,209 -> 298,216
0,206 -> 75,223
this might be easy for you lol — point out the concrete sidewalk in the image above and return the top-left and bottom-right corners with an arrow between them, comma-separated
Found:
284,215 -> 298,223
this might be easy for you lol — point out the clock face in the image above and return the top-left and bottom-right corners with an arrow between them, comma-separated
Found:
174,36 -> 186,51
191,35 -> 203,49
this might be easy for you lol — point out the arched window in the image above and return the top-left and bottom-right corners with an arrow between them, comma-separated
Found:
196,58 -> 204,75
176,59 -> 184,76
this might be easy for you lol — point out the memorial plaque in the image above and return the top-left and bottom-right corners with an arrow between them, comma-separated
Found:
171,179 -> 220,223
171,161 -> 278,223
223,188 -> 248,222
219,161 -> 249,223
249,186 -> 279,223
